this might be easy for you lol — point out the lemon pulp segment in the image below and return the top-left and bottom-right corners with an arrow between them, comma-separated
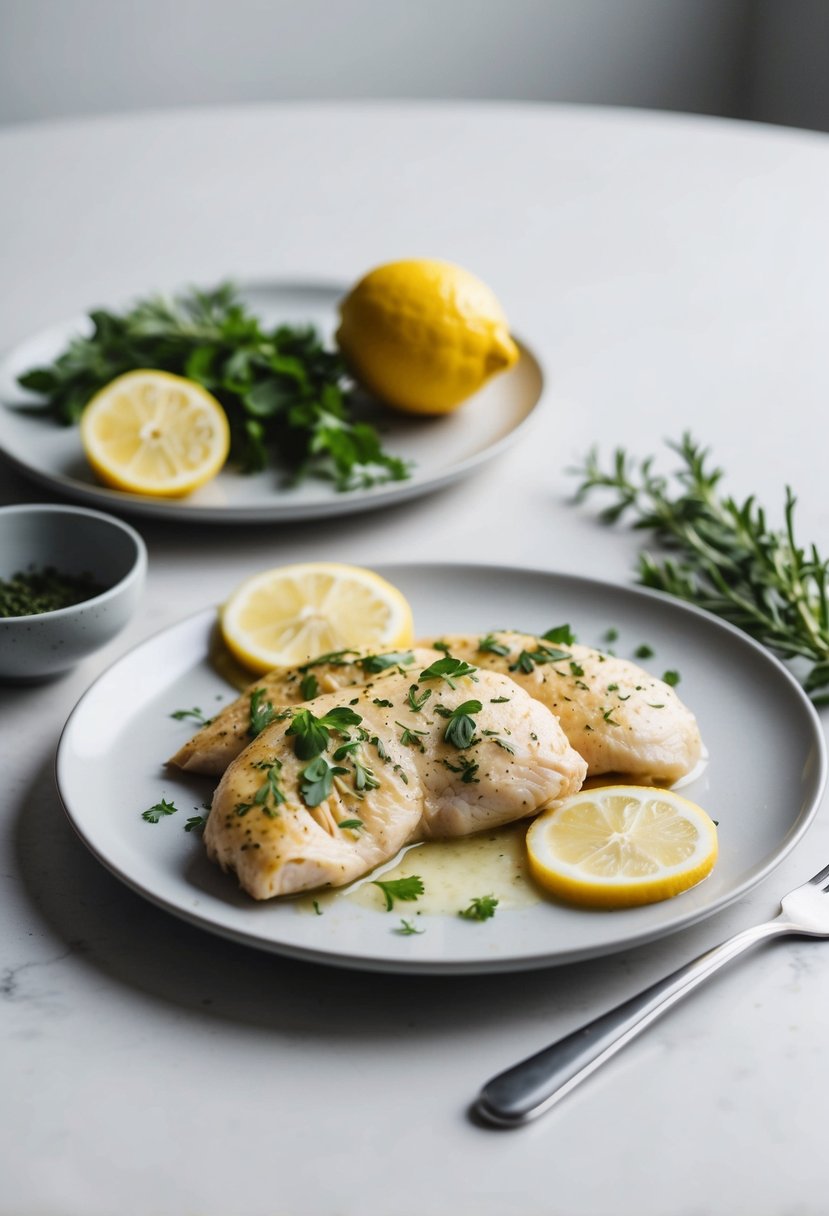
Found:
80,370 -> 230,497
526,786 -> 718,908
220,562 -> 414,674
336,259 -> 519,415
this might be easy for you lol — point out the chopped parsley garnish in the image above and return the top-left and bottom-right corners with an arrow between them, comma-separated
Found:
543,624 -> 576,645
396,918 -> 424,936
353,759 -> 380,792
170,706 -> 210,726
184,815 -> 207,833
435,699 -> 483,749
312,900 -> 323,915
142,798 -> 178,824
298,649 -> 359,671
459,895 -> 499,921
569,660 -> 585,677
634,644 -> 655,659
299,673 -> 320,700
396,721 -> 429,751
418,656 -> 478,688
248,688 -> 287,737
662,669 -> 681,686
372,697 -> 394,707
360,650 -> 415,673
478,633 -> 510,656
407,684 -> 432,712
372,875 -> 425,911
300,756 -> 348,806
287,705 -> 363,759
603,627 -> 619,643
509,643 -> 571,673
490,695 -> 511,703
432,640 -> 451,654
602,708 -> 620,726
249,758 -> 287,817
337,818 -> 364,831
442,756 -> 480,783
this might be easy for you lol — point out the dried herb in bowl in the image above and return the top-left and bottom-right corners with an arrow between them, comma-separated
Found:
0,566 -> 105,618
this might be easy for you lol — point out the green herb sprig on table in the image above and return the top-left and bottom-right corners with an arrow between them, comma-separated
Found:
17,283 -> 411,491
572,433 -> 829,703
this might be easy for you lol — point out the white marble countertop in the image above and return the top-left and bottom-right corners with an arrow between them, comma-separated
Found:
3,101 -> 829,1216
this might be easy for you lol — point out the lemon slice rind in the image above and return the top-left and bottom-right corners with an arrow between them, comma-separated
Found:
220,561 -> 414,674
80,369 -> 230,498
526,786 -> 718,909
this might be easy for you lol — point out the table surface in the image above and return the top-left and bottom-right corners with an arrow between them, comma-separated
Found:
3,100 -> 829,1216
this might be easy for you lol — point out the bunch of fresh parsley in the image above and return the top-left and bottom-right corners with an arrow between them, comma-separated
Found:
18,283 -> 410,491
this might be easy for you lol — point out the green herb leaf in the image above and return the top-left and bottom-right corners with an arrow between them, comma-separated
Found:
18,283 -> 412,491
542,624 -> 576,645
396,918 -> 424,936
184,815 -> 207,833
478,633 -> 511,656
662,670 -> 681,686
300,756 -> 348,806
359,651 -> 415,673
249,688 -> 287,737
418,656 -> 478,688
372,875 -> 425,911
142,798 -> 178,824
170,706 -> 210,726
287,706 -> 363,759
459,895 -> 498,921
299,673 -> 320,700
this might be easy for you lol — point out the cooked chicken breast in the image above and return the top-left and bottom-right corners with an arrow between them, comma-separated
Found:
205,665 -> 586,899
418,631 -> 703,784
169,646 -> 441,776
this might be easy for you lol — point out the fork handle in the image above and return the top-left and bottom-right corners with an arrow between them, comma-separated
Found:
476,917 -> 793,1126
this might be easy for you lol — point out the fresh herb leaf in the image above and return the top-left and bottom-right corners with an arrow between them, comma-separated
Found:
353,760 -> 380,792
459,895 -> 499,921
478,633 -> 510,656
543,624 -> 576,645
299,756 -> 348,806
634,644 -> 655,660
299,673 -> 320,700
19,283 -> 411,491
359,651 -> 415,673
184,815 -> 207,833
662,670 -> 681,686
170,706 -> 210,726
442,756 -> 480,783
142,798 -> 178,824
406,684 -> 432,712
337,818 -> 364,831
372,697 -> 394,707
298,649 -> 359,671
396,918 -> 424,936
435,699 -> 483,749
418,656 -> 478,687
396,721 -> 429,751
287,706 -> 362,759
251,758 -> 287,816
372,875 -> 425,911
509,644 -> 571,673
249,688 -> 285,737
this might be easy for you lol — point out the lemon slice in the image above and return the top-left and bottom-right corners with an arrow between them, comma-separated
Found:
526,786 -> 718,908
220,562 -> 415,674
80,370 -> 230,497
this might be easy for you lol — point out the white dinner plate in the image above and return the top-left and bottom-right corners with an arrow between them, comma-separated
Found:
56,563 -> 826,974
0,282 -> 544,523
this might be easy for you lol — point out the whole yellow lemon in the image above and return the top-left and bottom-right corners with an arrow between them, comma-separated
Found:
336,259 -> 519,415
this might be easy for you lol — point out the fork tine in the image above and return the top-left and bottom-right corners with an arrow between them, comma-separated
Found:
808,861 -> 829,888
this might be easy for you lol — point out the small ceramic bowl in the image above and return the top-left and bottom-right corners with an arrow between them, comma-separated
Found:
0,503 -> 147,680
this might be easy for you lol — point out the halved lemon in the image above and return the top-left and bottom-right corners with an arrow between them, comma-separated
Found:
526,786 -> 718,908
220,562 -> 415,674
80,370 -> 230,497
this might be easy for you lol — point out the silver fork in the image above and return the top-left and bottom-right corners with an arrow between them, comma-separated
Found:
475,862 -> 829,1127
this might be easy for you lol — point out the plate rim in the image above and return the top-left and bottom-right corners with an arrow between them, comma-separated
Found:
0,280 -> 546,524
54,562 -> 828,974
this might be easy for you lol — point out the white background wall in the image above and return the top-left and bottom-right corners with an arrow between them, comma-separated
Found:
0,0 -> 826,132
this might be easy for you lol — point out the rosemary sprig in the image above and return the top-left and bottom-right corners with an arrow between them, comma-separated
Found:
572,433 -> 829,703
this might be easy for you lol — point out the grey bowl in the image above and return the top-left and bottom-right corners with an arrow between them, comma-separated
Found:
0,504 -> 147,680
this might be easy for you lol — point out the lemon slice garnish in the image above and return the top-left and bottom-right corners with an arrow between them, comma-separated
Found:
526,786 -> 718,908
220,562 -> 415,674
80,370 -> 230,498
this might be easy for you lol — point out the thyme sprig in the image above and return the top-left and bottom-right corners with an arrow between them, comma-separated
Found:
572,434 -> 829,703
